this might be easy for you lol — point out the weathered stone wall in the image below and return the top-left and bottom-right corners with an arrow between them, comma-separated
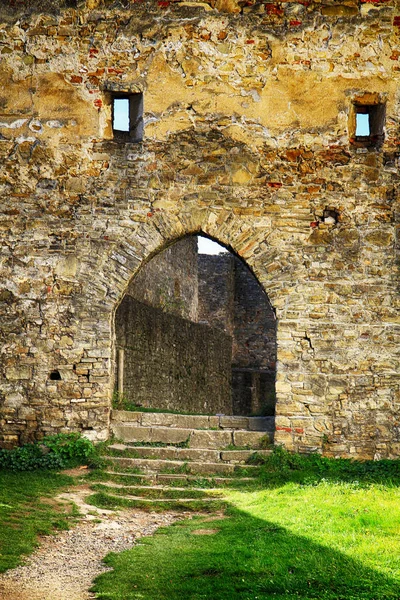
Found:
198,254 -> 235,334
232,259 -> 277,415
232,259 -> 276,371
0,0 -> 399,458
115,296 -> 232,414
127,236 -> 198,321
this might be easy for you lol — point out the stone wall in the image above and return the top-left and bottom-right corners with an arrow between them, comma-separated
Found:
125,247 -> 276,416
115,296 -> 232,414
232,259 -> 277,416
198,254 -> 235,334
0,0 -> 399,458
232,259 -> 276,371
127,237 -> 198,321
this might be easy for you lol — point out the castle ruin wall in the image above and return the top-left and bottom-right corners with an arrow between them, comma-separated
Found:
0,0 -> 399,458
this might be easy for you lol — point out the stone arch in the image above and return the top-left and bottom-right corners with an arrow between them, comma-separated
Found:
73,208 -> 314,448
78,209 -> 296,315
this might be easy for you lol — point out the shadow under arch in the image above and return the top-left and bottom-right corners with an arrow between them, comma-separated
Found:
112,230 -> 277,420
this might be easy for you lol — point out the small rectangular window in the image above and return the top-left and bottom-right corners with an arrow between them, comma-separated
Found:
351,100 -> 385,148
112,93 -> 143,142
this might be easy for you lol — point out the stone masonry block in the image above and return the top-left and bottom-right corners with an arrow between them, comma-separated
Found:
248,417 -> 275,431
109,456 -> 184,472
150,427 -> 192,445
111,425 -> 152,443
5,366 -> 33,380
233,431 -> 270,449
111,410 -> 141,424
219,416 -> 249,429
220,449 -> 271,463
141,412 -> 216,429
187,462 -> 236,475
189,430 -> 232,449
130,447 -> 220,462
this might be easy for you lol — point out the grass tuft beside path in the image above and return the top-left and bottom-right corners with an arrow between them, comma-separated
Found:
0,471 -> 77,572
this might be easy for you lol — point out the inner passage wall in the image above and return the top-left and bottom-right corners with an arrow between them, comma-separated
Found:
198,254 -> 277,416
115,295 -> 233,414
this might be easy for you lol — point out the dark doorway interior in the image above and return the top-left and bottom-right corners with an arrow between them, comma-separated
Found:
115,236 -> 276,417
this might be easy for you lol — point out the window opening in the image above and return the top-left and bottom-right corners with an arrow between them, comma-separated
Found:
351,100 -> 385,148
323,208 -> 340,224
112,93 -> 143,142
49,370 -> 61,381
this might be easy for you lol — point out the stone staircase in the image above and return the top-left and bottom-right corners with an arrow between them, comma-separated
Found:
87,410 -> 274,511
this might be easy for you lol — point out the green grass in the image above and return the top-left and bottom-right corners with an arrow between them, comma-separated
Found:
0,471 -> 77,573
3,446 -> 400,599
92,482 -> 400,599
92,451 -> 400,600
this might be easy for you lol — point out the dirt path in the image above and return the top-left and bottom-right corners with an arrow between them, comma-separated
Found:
0,487 -> 182,600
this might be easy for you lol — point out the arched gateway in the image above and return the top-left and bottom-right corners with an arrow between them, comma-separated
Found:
114,234 -> 277,419
0,0 -> 398,460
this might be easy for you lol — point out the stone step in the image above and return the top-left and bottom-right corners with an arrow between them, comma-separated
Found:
112,410 -> 219,430
109,444 -> 219,462
111,424 -> 192,445
157,473 -> 256,486
220,416 -> 275,431
111,410 -> 274,432
108,443 -> 271,464
111,425 -> 272,449
107,456 -> 258,476
92,482 -> 223,500
103,471 -> 257,486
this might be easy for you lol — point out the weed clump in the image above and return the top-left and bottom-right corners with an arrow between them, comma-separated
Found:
0,433 -> 97,472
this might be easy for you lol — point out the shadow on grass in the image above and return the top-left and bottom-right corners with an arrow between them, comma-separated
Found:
92,505 -> 400,600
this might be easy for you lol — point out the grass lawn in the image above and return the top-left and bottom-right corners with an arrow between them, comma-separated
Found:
0,471 -> 77,572
92,476 -> 400,599
1,445 -> 400,600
